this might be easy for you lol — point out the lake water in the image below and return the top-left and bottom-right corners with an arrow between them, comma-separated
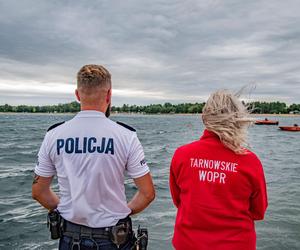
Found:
0,113 -> 300,250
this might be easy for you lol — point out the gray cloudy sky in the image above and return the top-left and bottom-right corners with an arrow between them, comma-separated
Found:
0,0 -> 299,106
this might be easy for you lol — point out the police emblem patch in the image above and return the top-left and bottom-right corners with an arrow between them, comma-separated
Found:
140,159 -> 147,167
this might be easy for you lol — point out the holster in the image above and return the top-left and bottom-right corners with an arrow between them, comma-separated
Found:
47,210 -> 63,239
136,226 -> 148,250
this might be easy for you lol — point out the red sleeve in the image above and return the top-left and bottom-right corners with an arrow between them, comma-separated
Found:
169,150 -> 181,208
249,156 -> 268,220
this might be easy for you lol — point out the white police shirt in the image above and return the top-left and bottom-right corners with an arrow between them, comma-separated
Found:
34,110 -> 150,228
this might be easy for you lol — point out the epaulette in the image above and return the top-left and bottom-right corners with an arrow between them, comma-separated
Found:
116,121 -> 136,132
47,121 -> 65,132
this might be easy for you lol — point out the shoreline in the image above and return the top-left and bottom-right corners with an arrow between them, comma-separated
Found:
250,113 -> 300,117
1,112 -> 300,117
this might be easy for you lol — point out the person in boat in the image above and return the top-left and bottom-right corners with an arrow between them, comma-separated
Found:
32,64 -> 155,250
169,90 -> 268,250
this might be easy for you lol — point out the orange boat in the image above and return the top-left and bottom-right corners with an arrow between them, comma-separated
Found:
279,124 -> 300,131
255,118 -> 279,125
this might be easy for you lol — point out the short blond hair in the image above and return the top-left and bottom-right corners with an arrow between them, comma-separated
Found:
77,64 -> 111,89
202,90 -> 251,154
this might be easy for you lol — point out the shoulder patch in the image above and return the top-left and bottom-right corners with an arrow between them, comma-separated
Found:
116,121 -> 136,132
47,121 -> 65,132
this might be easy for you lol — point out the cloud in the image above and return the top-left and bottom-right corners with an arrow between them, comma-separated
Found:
200,42 -> 276,59
0,0 -> 300,105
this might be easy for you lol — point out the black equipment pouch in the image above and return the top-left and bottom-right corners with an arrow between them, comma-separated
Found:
111,223 -> 129,247
110,218 -> 131,247
47,210 -> 62,240
136,226 -> 148,250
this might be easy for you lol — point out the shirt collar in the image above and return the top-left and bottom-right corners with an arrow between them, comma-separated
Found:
75,110 -> 106,118
200,129 -> 220,140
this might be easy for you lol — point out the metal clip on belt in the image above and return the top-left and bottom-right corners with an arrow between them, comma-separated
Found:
63,220 -> 112,250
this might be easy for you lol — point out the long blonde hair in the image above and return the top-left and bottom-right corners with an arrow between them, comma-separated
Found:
202,90 -> 252,154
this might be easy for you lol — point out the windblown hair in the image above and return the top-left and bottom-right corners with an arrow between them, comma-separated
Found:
77,64 -> 111,89
202,90 -> 252,154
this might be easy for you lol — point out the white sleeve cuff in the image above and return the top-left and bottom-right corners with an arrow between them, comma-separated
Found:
34,166 -> 56,177
127,167 -> 150,179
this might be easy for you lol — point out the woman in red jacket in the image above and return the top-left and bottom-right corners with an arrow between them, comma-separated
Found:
170,90 -> 268,250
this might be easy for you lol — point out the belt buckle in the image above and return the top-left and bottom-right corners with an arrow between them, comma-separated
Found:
80,226 -> 93,238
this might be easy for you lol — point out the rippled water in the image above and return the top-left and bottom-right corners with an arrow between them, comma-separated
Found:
0,113 -> 300,249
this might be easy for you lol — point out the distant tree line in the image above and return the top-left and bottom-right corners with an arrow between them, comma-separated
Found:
0,101 -> 299,114
0,102 -> 80,113
111,102 -> 205,114
250,102 -> 300,114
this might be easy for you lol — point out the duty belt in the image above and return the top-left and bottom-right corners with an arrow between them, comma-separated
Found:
63,220 -> 111,239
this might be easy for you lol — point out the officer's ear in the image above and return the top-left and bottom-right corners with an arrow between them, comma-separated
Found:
106,88 -> 112,104
75,89 -> 81,101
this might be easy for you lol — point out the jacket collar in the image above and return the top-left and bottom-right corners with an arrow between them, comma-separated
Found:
76,110 -> 106,118
200,129 -> 220,140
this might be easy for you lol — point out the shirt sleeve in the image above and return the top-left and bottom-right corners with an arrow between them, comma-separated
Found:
249,156 -> 268,220
169,150 -> 181,208
126,133 -> 150,179
34,133 -> 56,177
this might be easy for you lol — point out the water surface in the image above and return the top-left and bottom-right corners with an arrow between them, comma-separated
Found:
0,114 -> 299,249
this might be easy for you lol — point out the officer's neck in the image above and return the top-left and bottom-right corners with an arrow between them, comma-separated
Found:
80,103 -> 107,113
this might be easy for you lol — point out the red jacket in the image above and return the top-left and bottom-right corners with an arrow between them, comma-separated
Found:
170,130 -> 268,250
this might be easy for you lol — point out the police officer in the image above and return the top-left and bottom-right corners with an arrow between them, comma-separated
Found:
32,64 -> 155,250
